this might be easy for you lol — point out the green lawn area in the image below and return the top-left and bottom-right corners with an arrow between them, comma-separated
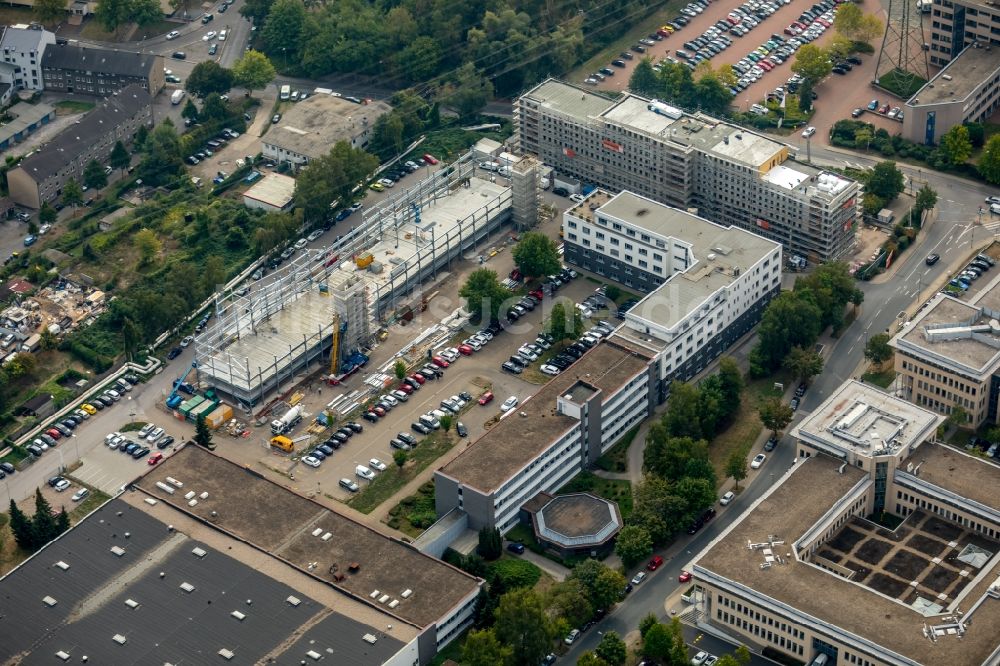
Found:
596,426 -> 638,473
54,100 -> 96,115
861,367 -> 895,389
69,486 -> 111,520
347,431 -> 458,514
708,374 -> 786,479
876,68 -> 927,99
558,471 -> 633,520
384,480 -> 437,538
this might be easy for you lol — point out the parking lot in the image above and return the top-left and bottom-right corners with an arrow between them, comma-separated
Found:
70,423 -> 178,494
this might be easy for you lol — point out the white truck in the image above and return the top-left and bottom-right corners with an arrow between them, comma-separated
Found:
171,89 -> 185,105
553,174 -> 582,195
280,84 -> 291,100
270,405 -> 302,434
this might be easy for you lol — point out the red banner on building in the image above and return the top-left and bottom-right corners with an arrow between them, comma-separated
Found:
756,219 -> 770,230
562,146 -> 576,157
602,138 -> 624,153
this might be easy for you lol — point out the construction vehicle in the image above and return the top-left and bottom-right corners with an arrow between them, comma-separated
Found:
166,361 -> 198,409
270,404 -> 302,435
270,433 -> 310,452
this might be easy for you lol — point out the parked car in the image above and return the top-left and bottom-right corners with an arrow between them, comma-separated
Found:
647,555 -> 664,571
720,491 -> 735,505
501,396 -> 519,412
751,453 -> 767,469
507,542 -> 525,554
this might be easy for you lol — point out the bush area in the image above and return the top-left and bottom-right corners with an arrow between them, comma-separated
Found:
487,558 -> 542,590
385,480 -> 437,538
876,68 -> 927,99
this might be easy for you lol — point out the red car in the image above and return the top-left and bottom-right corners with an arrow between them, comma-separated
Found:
478,391 -> 494,406
431,356 -> 449,368
372,405 -> 386,417
410,373 -> 426,385
458,344 -> 474,355
529,289 -> 544,300
510,268 -> 522,282
46,428 -> 62,440
398,383 -> 414,394
878,104 -> 890,114
422,153 -> 439,165
678,570 -> 692,583
647,555 -> 664,571
148,452 -> 164,466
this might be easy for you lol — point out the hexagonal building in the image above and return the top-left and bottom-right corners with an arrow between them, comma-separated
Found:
524,492 -> 622,559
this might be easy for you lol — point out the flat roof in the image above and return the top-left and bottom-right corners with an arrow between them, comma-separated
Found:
243,172 -> 296,208
263,95 -> 390,160
439,339 -> 651,493
695,454 -> 1000,665
904,443 -> 1000,513
518,78 -> 615,121
908,45 -> 1000,106
136,445 -> 480,629
0,498 -> 410,665
588,191 -> 778,329
535,493 -> 621,545
792,380 -> 942,459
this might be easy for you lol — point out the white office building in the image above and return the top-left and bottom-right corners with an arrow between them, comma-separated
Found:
0,24 -> 55,91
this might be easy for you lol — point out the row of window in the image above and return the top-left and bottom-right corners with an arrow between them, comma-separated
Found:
715,607 -> 804,656
895,490 -> 1000,538
901,359 -> 979,395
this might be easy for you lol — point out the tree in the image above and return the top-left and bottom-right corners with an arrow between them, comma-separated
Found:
547,579 -> 592,628
262,0 -> 307,57
979,135 -> 1000,184
758,397 -> 794,437
393,449 -> 407,468
663,382 -> 703,439
644,431 -> 709,483
62,179 -> 83,209
493,588 -> 552,666
630,58 -> 661,97
751,292 -> 823,373
604,284 -> 622,303
546,301 -> 583,341
110,140 -> 130,175
139,121 -> 183,186
8,499 -> 35,552
133,228 -> 161,266
639,613 -> 658,638
856,13 -> 885,43
232,50 -> 276,96
83,159 -> 108,190
833,2 -> 863,38
615,524 -> 652,568
439,414 -> 453,433
864,332 -> 893,365
33,0 -> 65,25
791,44 -> 832,82
828,34 -> 854,60
477,526 -> 502,560
513,232 -> 562,278
39,202 -> 57,225
459,268 -> 510,321
642,622 -> 672,661
735,645 -> 752,666
947,404 -> 969,429
95,0 -> 130,33
941,124 -> 972,164
186,61 -> 234,98
393,360 -> 407,380
55,506 -> 71,534
293,141 -> 378,222
717,358 -> 744,409
726,447 -> 749,490
194,415 -> 213,449
462,628 -> 512,666
867,161 -> 905,201
31,488 -> 57,547
570,559 -> 626,611
199,92 -> 229,121
915,184 -> 938,212
130,0 -> 162,25
694,73 -> 733,116
181,98 -> 199,122
797,78 -> 815,113
854,127 -> 873,152
134,123 -> 149,151
782,346 -> 824,382
397,36 -> 443,83
577,653 -> 610,666
595,631 -> 627,666
438,62 -> 493,118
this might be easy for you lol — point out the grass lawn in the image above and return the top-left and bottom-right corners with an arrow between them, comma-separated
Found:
348,431 -> 457,514
875,68 -> 927,99
596,426 -> 638,473
708,374 -> 786,479
54,100 -> 96,115
861,367 -> 895,389
558,471 -> 633,520
384,480 -> 437,538
68,486 -> 111,520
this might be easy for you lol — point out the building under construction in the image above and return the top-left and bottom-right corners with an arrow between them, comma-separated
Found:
195,150 -> 538,406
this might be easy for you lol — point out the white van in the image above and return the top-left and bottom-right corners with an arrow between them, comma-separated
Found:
279,84 -> 291,100
479,161 -> 501,172
170,89 -> 185,105
355,465 -> 375,480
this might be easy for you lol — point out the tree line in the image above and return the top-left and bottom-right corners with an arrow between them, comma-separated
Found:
8,490 -> 71,554
629,60 -> 736,117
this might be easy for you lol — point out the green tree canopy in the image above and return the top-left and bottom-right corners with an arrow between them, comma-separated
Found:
477,526 -> 502,560
133,228 -> 161,266
979,135 -> 1000,184
662,382 -> 704,440
726,446 -> 749,490
262,0 -> 307,57
595,631 -> 627,666
459,268 -> 511,321
512,231 -> 562,278
615,524 -> 652,568
186,61 -> 234,98
438,62 -> 493,118
758,396 -> 794,436
232,50 -> 276,94
864,332 -> 894,365
33,0 -> 65,25
138,121 -> 183,186
629,58 -> 660,97
915,184 -> 939,212
866,161 -> 905,201
751,292 -> 823,373
39,202 -> 57,225
62,179 -> 83,208
110,140 -> 131,174
461,628 -> 512,666
493,588 -> 552,666
83,159 -> 108,190
546,578 -> 592,628
941,125 -> 973,164
791,44 -> 832,82
569,559 -> 627,611
293,141 -> 378,222
782,346 -> 824,382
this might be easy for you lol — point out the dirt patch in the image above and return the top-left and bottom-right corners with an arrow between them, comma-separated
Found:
921,565 -> 960,594
856,538 -> 893,565
908,533 -> 947,557
922,516 -> 963,542
885,550 -> 930,580
828,526 -> 865,553
869,572 -> 910,599
819,549 -> 842,563
843,560 -> 871,582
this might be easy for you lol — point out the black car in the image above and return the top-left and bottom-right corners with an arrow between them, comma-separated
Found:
27,445 -> 43,457
847,55 -> 862,65
412,422 -> 431,435
506,542 -> 525,554
398,432 -> 417,445
502,361 -> 523,374
336,427 -> 354,439
362,411 -> 379,423
331,432 -> 349,444
171,51 -> 186,59
764,436 -> 778,452
611,59 -> 627,67
94,395 -> 113,407
552,187 -> 569,197
632,44 -> 646,53
831,67 -> 847,75
311,449 -> 327,460
925,253 -> 940,266
132,447 -> 150,459
0,462 -> 15,474
346,421 -> 363,433
167,347 -> 182,360
390,438 -> 411,451
157,436 -> 175,450
48,476 -> 64,487
456,422 -> 468,437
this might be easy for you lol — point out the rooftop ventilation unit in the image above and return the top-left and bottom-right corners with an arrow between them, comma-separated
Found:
166,476 -> 183,488
389,599 -> 400,608
112,634 -> 127,645
179,582 -> 195,593
231,611 -> 246,621
401,588 -> 413,598
125,598 -> 139,609
191,547 -> 207,558
362,634 -> 378,644
321,532 -> 332,541
379,594 -> 391,604
110,546 -> 126,557
311,528 -> 323,537
185,491 -> 196,500
837,402 -> 868,430
143,498 -> 158,506
370,589 -> 380,599
199,492 -> 209,500
306,650 -> 322,661
55,561 -> 69,570
42,596 -> 57,607
286,595 -> 301,607
218,648 -> 235,660
155,481 -> 175,495
188,499 -> 198,507
55,651 -> 70,662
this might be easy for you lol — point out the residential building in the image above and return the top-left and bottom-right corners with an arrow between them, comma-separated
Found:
567,190 -> 782,400
6,85 -> 152,208
42,44 -> 164,96
0,24 -> 55,91
890,269 -> 1000,428
928,0 -> 1000,66
242,172 -> 296,212
692,379 -> 1000,666
904,43 -> 1000,144
435,338 -> 656,534
514,79 -> 860,262
0,103 -> 55,152
262,94 -> 390,169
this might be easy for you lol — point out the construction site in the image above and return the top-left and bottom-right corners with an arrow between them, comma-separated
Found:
193,148 -> 542,407
0,276 -> 109,360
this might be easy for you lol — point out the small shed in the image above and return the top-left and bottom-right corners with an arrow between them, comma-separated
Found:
243,172 -> 296,213
20,393 -> 55,418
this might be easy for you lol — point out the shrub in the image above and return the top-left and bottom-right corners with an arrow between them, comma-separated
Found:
488,558 -> 542,590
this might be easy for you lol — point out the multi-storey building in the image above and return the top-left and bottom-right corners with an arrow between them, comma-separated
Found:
515,78 -> 860,262
565,190 -> 782,399
0,24 -> 55,91
692,379 -> 1000,666
904,44 -> 1000,144
927,0 -> 1000,66
890,269 -> 1000,428
41,44 -> 164,96
7,85 -> 152,208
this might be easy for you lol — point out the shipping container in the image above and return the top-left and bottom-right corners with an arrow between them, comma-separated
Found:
179,395 -> 206,417
205,403 -> 233,429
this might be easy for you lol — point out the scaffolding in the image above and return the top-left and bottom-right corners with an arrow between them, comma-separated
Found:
510,156 -> 542,230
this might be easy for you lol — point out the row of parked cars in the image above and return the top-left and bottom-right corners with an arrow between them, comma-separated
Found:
186,127 -> 241,166
103,423 -> 172,462
25,376 -> 138,458
948,253 -> 995,292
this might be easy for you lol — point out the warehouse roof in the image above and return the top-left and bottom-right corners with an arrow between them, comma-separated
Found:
243,172 -> 296,210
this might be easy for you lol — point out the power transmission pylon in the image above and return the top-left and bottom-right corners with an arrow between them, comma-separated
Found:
874,0 -> 930,96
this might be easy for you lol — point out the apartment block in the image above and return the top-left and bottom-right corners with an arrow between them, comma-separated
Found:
928,0 -> 1000,66
890,269 -> 1000,428
514,79 -> 860,262
42,44 -> 164,97
7,85 -> 152,208
566,190 -> 782,400
904,44 -> 1000,144
693,379 -> 1000,666
0,24 -> 55,91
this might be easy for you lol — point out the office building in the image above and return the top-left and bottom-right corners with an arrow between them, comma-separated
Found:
890,269 -> 1000,428
568,190 -> 782,399
691,379 -> 1000,666
262,94 -> 391,168
6,85 -> 152,208
514,79 -> 860,262
904,44 -> 1000,144
0,24 -> 55,91
42,44 -> 165,96
928,0 -> 1000,66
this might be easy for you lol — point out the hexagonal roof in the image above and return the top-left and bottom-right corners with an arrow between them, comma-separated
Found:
534,492 -> 622,548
